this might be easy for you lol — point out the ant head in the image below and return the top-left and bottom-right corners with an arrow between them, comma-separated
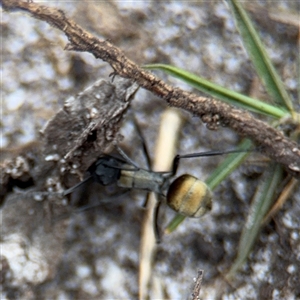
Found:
166,174 -> 212,217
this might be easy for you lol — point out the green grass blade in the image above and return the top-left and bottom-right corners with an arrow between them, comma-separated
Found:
144,64 -> 288,119
226,163 -> 283,280
206,139 -> 252,190
165,139 -> 252,233
226,0 -> 294,113
165,215 -> 185,234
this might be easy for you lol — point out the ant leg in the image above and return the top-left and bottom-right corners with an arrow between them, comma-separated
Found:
63,176 -> 92,196
131,115 -> 151,169
141,193 -> 148,208
114,114 -> 151,169
178,148 -> 252,159
74,188 -> 131,213
170,148 -> 253,175
153,199 -> 162,243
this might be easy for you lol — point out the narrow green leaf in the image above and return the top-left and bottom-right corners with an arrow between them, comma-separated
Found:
206,139 -> 252,190
144,64 -> 288,119
165,139 -> 252,233
165,215 -> 185,234
226,163 -> 283,280
226,0 -> 294,113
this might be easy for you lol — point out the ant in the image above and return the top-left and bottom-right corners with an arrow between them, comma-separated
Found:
63,145 -> 249,240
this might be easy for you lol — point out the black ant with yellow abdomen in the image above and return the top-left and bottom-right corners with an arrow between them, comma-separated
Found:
64,145 -> 250,241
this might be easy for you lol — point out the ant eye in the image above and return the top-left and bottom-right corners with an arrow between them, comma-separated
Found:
166,174 -> 212,218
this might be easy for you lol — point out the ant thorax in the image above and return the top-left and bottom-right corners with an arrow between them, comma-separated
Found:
118,167 -> 172,195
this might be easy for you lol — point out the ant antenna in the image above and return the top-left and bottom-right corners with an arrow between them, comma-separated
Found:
114,141 -> 140,169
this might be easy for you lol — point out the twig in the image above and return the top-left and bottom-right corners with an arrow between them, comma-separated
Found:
191,269 -> 204,300
138,108 -> 183,299
2,0 -> 300,178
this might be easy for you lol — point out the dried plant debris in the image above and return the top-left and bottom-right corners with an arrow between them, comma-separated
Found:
0,142 -> 42,204
1,76 -> 138,200
41,76 -> 139,174
1,76 -> 138,255
1,76 -> 139,298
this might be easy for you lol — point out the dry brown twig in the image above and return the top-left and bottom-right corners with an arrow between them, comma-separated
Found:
2,0 -> 300,178
191,269 -> 204,300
